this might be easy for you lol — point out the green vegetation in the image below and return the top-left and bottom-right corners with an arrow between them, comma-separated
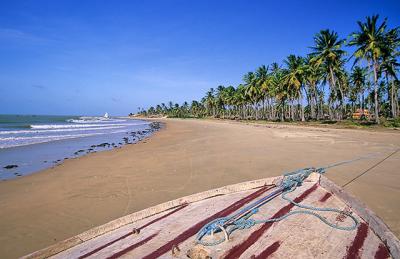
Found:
139,15 -> 399,127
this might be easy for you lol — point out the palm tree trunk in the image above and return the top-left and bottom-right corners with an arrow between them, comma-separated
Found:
329,66 -> 337,120
266,98 -> 270,120
360,93 -> 363,111
290,102 -> 294,121
392,80 -> 398,118
254,102 -> 258,120
271,100 -> 276,120
310,83 -> 316,120
299,91 -> 305,122
396,87 -> 399,118
328,99 -> 333,120
337,80 -> 346,120
315,92 -> 320,120
385,73 -> 391,118
373,61 -> 380,124
262,98 -> 266,120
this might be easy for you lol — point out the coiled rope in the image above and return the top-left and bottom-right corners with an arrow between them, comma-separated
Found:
196,166 -> 359,246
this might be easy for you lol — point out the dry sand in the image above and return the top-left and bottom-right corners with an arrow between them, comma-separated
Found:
0,118 -> 399,258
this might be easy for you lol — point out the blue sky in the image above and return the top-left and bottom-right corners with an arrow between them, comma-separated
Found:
0,0 -> 399,116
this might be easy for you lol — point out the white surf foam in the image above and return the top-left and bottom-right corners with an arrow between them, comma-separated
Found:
0,132 -> 105,141
30,123 -> 124,129
30,122 -> 148,130
66,116 -> 126,123
0,129 -> 132,149
0,126 -> 125,135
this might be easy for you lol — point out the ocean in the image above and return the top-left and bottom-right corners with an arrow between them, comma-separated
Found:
0,114 -> 158,180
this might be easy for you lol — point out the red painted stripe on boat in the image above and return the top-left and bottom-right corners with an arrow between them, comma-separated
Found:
78,204 -> 187,259
138,203 -> 188,230
344,222 -> 368,259
319,192 -> 332,202
142,185 -> 273,259
253,241 -> 281,259
224,183 -> 318,259
374,243 -> 390,259
105,233 -> 158,259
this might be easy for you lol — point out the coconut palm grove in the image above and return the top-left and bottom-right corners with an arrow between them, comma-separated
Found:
139,15 -> 400,126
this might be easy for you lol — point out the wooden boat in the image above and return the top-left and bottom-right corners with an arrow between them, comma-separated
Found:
24,172 -> 399,258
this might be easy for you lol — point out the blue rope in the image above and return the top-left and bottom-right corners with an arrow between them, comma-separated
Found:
196,167 -> 359,246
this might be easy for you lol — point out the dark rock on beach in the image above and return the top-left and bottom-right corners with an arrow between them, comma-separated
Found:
149,122 -> 162,130
74,149 -> 85,155
4,165 -> 18,169
97,143 -> 110,147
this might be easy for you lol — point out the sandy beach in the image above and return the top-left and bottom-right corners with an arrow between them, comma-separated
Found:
0,118 -> 399,258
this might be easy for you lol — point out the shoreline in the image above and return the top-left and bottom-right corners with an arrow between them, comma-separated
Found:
0,120 -> 162,181
1,121 -> 165,185
1,118 -> 399,258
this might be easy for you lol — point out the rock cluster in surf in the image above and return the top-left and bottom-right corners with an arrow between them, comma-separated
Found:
58,121 -> 162,163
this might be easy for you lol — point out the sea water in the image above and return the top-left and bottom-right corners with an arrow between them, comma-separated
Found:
0,114 -> 157,180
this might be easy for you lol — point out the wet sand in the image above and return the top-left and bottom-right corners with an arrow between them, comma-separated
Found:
0,118 -> 399,258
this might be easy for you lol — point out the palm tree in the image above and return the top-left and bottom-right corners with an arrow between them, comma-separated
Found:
160,103 -> 167,115
168,101 -> 174,112
350,66 -> 368,114
190,100 -> 202,117
156,104 -> 162,114
216,85 -> 226,118
234,84 -> 247,119
255,65 -> 269,119
304,56 -> 323,119
270,67 -> 288,121
222,86 -> 236,118
348,15 -> 389,123
182,101 -> 189,117
380,27 -> 400,118
310,29 -> 346,120
380,56 -> 399,117
203,88 -> 216,117
283,55 -> 305,121
243,72 -> 260,120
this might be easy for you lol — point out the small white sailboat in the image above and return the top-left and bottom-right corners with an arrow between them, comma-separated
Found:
104,112 -> 109,119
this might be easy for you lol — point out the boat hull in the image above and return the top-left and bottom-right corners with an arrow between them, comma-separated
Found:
24,173 -> 399,258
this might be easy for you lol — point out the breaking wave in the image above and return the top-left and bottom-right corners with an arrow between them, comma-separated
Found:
66,116 -> 125,123
0,115 -> 150,149
30,123 -> 125,129
0,126 -> 125,135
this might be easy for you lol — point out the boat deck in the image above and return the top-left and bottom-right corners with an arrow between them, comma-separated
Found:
25,174 -> 399,259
